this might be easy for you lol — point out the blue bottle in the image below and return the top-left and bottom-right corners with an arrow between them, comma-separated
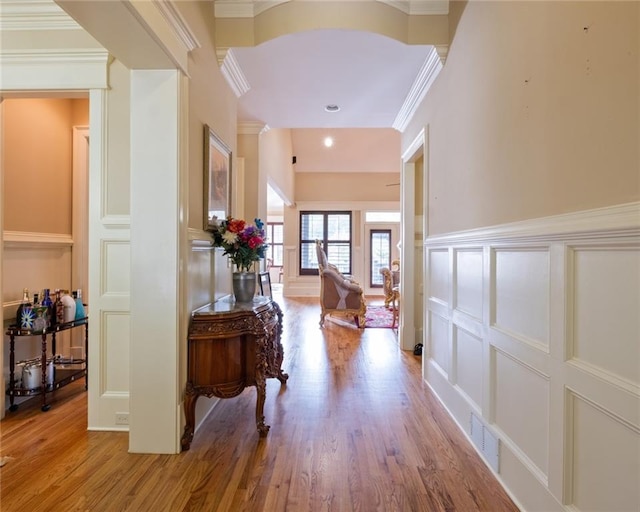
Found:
73,289 -> 86,320
42,288 -> 55,326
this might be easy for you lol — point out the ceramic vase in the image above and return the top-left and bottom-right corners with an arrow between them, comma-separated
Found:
232,271 -> 256,302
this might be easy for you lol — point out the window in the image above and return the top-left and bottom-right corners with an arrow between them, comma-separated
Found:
266,223 -> 283,267
300,211 -> 352,275
370,229 -> 391,287
365,211 -> 401,223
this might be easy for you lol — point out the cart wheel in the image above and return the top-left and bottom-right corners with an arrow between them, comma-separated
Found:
41,404 -> 51,412
9,404 -> 18,412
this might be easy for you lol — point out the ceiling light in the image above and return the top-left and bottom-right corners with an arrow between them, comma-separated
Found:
323,137 -> 334,148
324,104 -> 340,112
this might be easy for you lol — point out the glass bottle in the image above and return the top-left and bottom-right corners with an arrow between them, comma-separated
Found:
74,289 -> 86,320
54,289 -> 65,325
42,288 -> 55,326
16,288 -> 32,328
61,290 -> 76,323
33,292 -> 39,306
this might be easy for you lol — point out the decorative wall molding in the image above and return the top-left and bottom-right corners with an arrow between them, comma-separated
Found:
0,0 -> 81,31
0,49 -> 110,91
379,0 -> 449,15
3,231 -> 73,247
238,122 -> 269,135
220,49 -> 251,97
425,202 -> 640,246
214,0 -> 288,18
188,228 -> 214,248
423,201 -> 640,512
101,215 -> 131,230
393,47 -> 442,132
154,0 -> 201,52
213,0 -> 449,18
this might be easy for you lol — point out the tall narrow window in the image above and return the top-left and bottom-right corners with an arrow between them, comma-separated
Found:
266,223 -> 283,267
300,211 -> 352,275
370,229 -> 391,287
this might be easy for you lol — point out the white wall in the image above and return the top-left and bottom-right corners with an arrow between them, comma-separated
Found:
423,203 -> 640,512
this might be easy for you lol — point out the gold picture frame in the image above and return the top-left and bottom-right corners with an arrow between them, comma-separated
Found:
203,124 -> 232,229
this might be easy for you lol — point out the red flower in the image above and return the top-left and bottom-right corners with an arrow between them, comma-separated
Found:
247,236 -> 263,249
227,218 -> 246,233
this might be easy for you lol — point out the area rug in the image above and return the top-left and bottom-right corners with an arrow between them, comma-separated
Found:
364,305 -> 395,328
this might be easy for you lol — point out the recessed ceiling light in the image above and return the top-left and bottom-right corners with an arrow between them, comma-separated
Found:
324,104 -> 340,112
324,136 -> 334,148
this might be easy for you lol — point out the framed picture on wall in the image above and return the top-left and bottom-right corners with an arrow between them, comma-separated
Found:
203,124 -> 232,230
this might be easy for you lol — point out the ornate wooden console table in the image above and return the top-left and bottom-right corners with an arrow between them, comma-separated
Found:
181,296 -> 288,451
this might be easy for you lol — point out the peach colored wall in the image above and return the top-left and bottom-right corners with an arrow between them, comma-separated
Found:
238,133 -> 260,221
181,1 -> 238,230
2,98 -> 81,234
296,172 -> 400,202
405,1 -> 640,235
71,98 -> 89,126
260,128 -> 295,205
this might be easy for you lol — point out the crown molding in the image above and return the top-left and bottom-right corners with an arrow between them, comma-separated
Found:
378,0 -> 449,15
214,0 -> 448,18
393,46 -> 442,132
0,49 -> 110,90
153,0 -> 201,52
238,122 -> 270,135
0,0 -> 81,30
221,48 -> 251,97
214,0 -> 288,18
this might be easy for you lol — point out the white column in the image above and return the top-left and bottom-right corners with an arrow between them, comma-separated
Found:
129,69 -> 182,453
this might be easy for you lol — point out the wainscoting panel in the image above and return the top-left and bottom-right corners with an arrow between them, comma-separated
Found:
102,311 -> 131,393
493,248 -> 550,350
454,326 -> 483,410
428,310 -> 449,378
494,348 -> 550,478
423,202 -> 640,512
454,249 -> 483,320
571,246 -> 640,386
428,248 -> 449,304
102,240 -> 130,295
568,391 -> 640,512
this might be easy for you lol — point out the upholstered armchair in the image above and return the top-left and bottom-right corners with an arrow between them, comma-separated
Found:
315,240 -> 367,328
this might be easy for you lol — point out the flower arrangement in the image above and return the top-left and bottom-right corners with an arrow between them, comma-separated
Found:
208,216 -> 268,272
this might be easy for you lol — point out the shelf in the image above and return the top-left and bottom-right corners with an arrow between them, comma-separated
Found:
6,317 -> 88,336
7,368 -> 86,397
6,316 -> 89,412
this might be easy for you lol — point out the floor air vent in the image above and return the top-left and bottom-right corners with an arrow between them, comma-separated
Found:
469,412 -> 500,473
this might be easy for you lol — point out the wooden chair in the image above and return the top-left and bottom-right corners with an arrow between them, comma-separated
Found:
380,267 -> 400,309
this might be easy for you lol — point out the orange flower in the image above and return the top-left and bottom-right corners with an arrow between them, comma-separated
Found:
227,218 -> 246,233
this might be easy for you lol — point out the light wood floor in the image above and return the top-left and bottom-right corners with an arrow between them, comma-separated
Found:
1,295 -> 519,512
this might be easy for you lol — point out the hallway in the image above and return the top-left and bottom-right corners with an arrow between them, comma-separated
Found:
1,295 -> 518,511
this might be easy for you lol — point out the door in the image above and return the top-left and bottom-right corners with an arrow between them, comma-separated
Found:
364,223 -> 399,296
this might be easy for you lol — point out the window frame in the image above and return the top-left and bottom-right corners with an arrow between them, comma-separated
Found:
369,229 -> 392,288
299,211 -> 352,276
265,222 -> 284,267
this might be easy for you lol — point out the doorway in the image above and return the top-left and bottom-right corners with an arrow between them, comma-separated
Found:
364,219 -> 399,297
1,97 -> 89,416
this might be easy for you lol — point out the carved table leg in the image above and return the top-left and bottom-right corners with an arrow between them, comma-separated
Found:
181,383 -> 198,451
255,373 -> 270,437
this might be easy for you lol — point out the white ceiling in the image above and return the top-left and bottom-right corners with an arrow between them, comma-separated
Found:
224,28 -> 436,211
228,29 -> 435,129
